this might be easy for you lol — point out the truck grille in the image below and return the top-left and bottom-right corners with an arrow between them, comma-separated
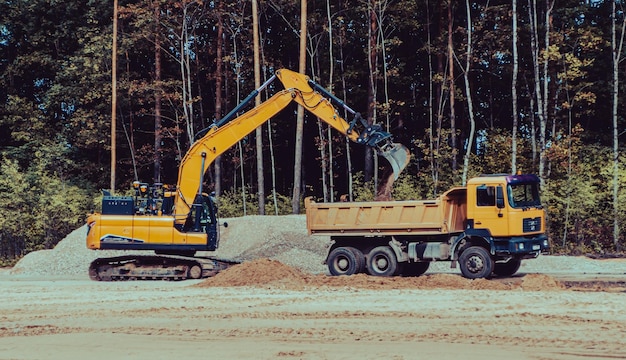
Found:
523,217 -> 541,232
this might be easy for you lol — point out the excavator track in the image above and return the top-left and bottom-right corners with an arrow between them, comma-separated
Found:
88,255 -> 239,281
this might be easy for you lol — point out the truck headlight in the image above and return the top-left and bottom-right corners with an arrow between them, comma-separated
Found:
519,243 -> 525,250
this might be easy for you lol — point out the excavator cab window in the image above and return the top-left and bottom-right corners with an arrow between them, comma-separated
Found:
183,194 -> 217,233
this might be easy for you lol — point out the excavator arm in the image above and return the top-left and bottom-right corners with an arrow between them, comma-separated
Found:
172,69 -> 410,223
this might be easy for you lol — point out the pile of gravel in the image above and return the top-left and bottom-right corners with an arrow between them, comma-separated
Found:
8,214 -> 625,278
10,215 -> 329,278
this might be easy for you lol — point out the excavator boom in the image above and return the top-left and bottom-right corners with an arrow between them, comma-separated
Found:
173,69 -> 409,219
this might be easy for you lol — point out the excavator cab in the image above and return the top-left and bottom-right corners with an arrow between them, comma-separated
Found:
177,193 -> 220,247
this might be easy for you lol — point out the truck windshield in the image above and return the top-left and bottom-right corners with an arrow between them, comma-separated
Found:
507,182 -> 541,209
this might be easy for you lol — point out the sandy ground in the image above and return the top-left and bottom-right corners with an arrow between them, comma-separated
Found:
1,263 -> 626,360
1,215 -> 626,359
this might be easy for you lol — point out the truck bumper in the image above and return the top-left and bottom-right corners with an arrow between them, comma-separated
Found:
493,234 -> 550,259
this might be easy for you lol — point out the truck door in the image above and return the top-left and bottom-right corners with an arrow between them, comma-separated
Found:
471,184 -> 509,237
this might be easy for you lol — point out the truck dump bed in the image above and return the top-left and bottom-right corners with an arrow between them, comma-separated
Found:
305,188 -> 467,237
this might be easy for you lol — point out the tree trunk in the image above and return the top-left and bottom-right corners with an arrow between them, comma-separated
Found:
528,0 -> 546,182
448,0 -> 457,172
111,0 -> 118,193
252,0 -> 265,215
292,0 -> 307,214
461,0 -> 475,186
326,0 -> 334,202
511,0 -> 519,174
426,0 -> 436,195
365,0 -> 377,183
611,0 -> 624,251
214,0 -> 224,197
154,2 -> 162,184
337,21 -> 353,201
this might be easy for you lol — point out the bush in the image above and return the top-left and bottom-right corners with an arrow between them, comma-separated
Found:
216,187 -> 300,217
0,159 -> 92,261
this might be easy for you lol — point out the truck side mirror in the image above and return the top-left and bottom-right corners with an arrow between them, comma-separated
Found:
496,186 -> 505,209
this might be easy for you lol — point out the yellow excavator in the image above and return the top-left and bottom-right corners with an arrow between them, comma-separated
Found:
86,69 -> 410,280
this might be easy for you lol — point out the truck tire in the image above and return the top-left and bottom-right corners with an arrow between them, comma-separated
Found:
367,246 -> 398,277
401,262 -> 430,277
493,258 -> 521,277
347,247 -> 366,274
458,246 -> 493,279
327,247 -> 360,276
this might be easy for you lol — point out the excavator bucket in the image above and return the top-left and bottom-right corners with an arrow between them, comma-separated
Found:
378,142 -> 410,180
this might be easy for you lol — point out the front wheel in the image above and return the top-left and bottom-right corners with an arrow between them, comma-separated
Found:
367,246 -> 399,277
493,258 -> 522,277
458,246 -> 493,279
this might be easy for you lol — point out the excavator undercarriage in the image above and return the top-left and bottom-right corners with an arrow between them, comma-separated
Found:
89,255 -> 238,281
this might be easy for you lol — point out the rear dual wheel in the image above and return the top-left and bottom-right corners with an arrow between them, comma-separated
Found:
366,246 -> 399,277
327,247 -> 365,276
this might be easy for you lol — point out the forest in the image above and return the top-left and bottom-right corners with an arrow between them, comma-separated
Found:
0,0 -> 625,264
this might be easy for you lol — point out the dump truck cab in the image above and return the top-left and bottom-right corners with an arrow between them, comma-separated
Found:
466,174 -> 544,236
461,174 -> 549,265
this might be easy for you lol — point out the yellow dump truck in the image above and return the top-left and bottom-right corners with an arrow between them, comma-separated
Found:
306,174 -> 550,279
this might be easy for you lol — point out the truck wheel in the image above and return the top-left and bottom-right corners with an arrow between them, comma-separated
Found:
493,258 -> 521,277
401,262 -> 430,277
327,247 -> 359,276
347,247 -> 366,274
458,246 -> 493,279
367,246 -> 398,277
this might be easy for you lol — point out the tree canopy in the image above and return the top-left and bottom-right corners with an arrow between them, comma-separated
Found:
0,0 -> 624,260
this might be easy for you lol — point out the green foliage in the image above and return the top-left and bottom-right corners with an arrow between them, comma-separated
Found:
264,192 -> 294,216
0,157 -> 92,262
389,172 -> 422,201
350,172 -> 375,202
412,128 -> 461,196
542,126 -> 625,253
216,187 -> 297,217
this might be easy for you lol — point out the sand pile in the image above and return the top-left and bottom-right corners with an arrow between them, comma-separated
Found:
198,258 -> 311,289
197,257 -> 564,291
519,273 -> 565,291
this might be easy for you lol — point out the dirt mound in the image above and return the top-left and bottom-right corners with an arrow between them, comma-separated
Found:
520,273 -> 565,291
198,258 -> 563,291
198,258 -> 311,289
